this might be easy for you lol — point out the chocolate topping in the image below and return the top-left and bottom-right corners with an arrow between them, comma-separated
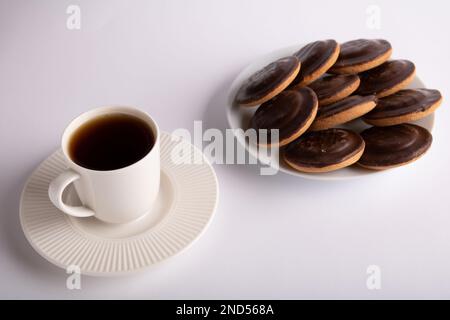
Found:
331,39 -> 392,69
250,88 -> 317,144
356,60 -> 415,96
316,95 -> 377,119
308,74 -> 360,104
291,40 -> 339,87
235,56 -> 300,105
364,89 -> 442,120
359,124 -> 432,167
284,128 -> 364,168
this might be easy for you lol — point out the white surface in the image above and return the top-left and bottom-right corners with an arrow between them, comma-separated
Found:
226,43 -> 434,180
20,132 -> 218,276
1,0 -> 450,299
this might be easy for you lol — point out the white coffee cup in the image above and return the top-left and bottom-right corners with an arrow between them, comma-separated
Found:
48,106 -> 160,224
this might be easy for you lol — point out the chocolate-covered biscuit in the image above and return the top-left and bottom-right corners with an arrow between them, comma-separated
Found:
250,88 -> 318,147
330,39 -> 392,74
358,124 -> 432,170
364,89 -> 442,126
356,60 -> 416,98
308,74 -> 360,105
310,95 -> 377,131
283,128 -> 365,173
290,40 -> 340,88
235,56 -> 300,107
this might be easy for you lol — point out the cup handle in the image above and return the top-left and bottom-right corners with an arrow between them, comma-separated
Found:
48,169 -> 95,218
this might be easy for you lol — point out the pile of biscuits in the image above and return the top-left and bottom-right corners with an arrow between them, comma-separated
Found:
234,39 -> 442,172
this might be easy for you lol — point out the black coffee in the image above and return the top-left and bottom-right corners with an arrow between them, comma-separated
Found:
69,113 -> 155,171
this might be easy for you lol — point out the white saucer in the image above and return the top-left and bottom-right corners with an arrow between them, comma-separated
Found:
20,132 -> 218,276
226,43 -> 435,180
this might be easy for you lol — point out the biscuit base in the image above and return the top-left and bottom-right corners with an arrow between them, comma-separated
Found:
319,77 -> 360,106
329,48 -> 392,74
364,97 -> 442,127
283,144 -> 365,173
310,100 -> 377,131
257,101 -> 318,148
291,44 -> 340,88
239,63 -> 301,107
375,69 -> 416,98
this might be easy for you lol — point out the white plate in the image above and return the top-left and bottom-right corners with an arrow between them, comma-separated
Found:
226,43 -> 434,180
20,132 -> 218,276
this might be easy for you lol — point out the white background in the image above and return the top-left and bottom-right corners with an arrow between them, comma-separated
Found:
1,0 -> 450,299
